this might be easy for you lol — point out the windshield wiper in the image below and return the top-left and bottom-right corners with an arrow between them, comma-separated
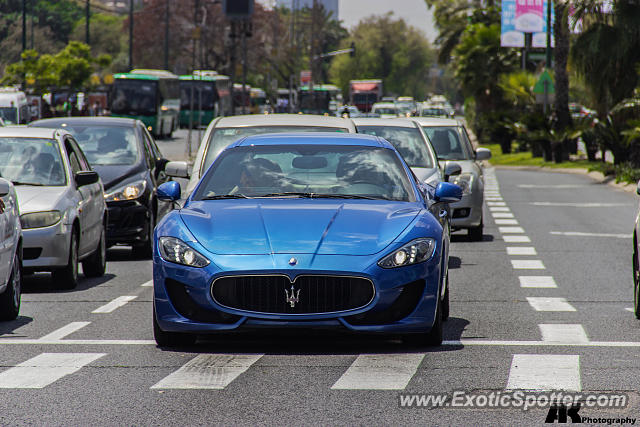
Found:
258,192 -> 380,200
12,181 -> 45,186
257,192 -> 314,198
201,194 -> 250,200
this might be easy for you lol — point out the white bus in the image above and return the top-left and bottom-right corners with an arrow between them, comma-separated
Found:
0,88 -> 29,125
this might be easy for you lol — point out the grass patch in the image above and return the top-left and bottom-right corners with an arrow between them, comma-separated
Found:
481,143 -> 600,170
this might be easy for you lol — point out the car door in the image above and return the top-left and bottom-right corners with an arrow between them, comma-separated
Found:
0,180 -> 11,286
64,137 -> 102,257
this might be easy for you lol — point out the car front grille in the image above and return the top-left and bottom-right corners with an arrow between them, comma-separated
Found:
211,275 -> 375,315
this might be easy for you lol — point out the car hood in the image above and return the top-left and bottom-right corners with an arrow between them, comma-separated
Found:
15,186 -> 67,213
92,163 -> 143,190
180,199 -> 421,255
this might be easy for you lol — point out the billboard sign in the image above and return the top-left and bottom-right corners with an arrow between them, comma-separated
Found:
515,0 -> 545,33
501,0 -> 554,48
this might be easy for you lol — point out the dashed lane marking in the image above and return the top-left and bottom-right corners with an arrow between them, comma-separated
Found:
519,276 -> 557,288
503,235 -> 531,243
539,324 -> 588,343
331,353 -> 426,390
0,353 -> 106,388
499,227 -> 525,234
37,322 -> 91,341
505,354 -> 581,391
489,206 -> 510,212
527,297 -> 576,312
141,280 -> 153,287
492,212 -> 515,219
511,260 -> 545,269
151,354 -> 263,389
92,296 -> 138,314
495,219 -> 519,225
532,202 -> 632,207
507,247 -> 537,255
550,231 -> 632,239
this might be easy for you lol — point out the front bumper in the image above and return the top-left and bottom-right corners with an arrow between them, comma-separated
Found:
153,251 -> 443,335
106,200 -> 150,246
22,221 -> 71,270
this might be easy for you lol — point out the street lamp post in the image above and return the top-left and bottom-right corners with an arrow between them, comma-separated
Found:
129,0 -> 134,70
86,0 -> 90,45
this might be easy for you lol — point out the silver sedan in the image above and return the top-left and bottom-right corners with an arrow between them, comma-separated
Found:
0,128 -> 107,289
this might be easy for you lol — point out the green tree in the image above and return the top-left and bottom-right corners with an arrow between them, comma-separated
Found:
70,13 -> 128,72
329,13 -> 435,99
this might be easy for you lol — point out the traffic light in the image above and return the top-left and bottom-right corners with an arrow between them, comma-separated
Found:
350,42 -> 356,57
223,0 -> 254,19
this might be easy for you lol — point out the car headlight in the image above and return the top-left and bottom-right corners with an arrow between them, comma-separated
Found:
449,173 -> 473,195
20,210 -> 62,229
378,238 -> 436,268
158,236 -> 210,268
105,180 -> 146,202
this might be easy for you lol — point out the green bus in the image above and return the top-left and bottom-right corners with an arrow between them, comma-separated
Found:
298,84 -> 341,115
179,72 -> 232,128
110,69 -> 180,138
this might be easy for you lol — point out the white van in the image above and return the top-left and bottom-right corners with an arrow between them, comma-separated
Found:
0,88 -> 29,125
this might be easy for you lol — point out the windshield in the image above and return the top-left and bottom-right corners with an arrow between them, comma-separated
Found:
0,107 -> 17,124
421,108 -> 447,116
180,81 -> 216,110
373,108 -> 397,115
111,80 -> 157,116
422,126 -> 474,160
201,126 -> 348,174
194,145 -> 415,202
0,137 -> 66,186
356,125 -> 435,168
53,125 -> 138,166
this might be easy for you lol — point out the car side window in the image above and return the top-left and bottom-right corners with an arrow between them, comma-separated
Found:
138,126 -> 155,170
143,126 -> 163,160
65,140 -> 83,175
68,137 -> 91,170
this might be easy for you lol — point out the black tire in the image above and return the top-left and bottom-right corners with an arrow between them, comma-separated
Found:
82,225 -> 106,277
0,251 -> 21,321
153,307 -> 196,347
634,251 -> 640,319
132,208 -> 155,259
468,219 -> 483,241
52,228 -> 79,290
441,275 -> 450,321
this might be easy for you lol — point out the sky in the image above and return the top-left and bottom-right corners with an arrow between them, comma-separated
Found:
259,0 -> 437,44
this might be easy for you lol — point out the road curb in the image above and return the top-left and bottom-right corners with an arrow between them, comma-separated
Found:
489,164 -> 637,194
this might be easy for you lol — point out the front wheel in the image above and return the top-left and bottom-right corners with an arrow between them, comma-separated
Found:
52,228 -> 79,290
82,225 -> 106,277
0,251 -> 21,320
468,218 -> 483,241
441,274 -> 450,321
153,307 -> 196,347
132,207 -> 155,259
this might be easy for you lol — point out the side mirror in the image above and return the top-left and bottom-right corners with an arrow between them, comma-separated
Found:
164,161 -> 190,179
434,182 -> 463,203
75,171 -> 99,187
0,178 -> 10,197
158,181 -> 181,202
475,147 -> 492,161
637,180 -> 640,196
443,162 -> 462,182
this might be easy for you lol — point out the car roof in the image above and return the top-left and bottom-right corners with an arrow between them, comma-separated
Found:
30,117 -> 138,128
412,117 -> 460,126
214,114 -> 356,130
0,127 -> 65,139
232,132 -> 390,149
352,117 -> 418,128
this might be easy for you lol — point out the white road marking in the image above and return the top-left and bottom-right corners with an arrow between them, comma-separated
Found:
492,212 -> 515,218
532,202 -> 632,207
518,184 -> 586,189
495,219 -> 519,225
503,235 -> 531,243
486,201 -> 506,206
539,324 -> 588,343
441,340 -> 640,347
151,354 -> 263,389
507,247 -> 537,256
511,260 -> 545,269
331,353 -> 425,390
625,308 -> 634,312
0,353 -> 105,388
489,206 -> 510,212
527,297 -> 576,312
550,231 -> 632,239
141,280 -> 153,287
0,339 -> 156,345
38,322 -> 91,341
519,276 -> 557,288
500,226 -> 525,234
485,197 -> 504,201
506,354 -> 581,391
92,296 -> 138,314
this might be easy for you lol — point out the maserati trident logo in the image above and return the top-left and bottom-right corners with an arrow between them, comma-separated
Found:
285,285 -> 300,308
289,257 -> 298,266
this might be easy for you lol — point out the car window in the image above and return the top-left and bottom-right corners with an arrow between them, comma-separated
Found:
53,125 -> 139,166
65,140 -> 83,175
138,126 -> 155,169
195,145 -> 416,202
143,125 -> 163,159
422,126 -> 474,160
356,125 -> 435,168
67,137 -> 91,170
202,125 -> 349,174
0,137 -> 66,186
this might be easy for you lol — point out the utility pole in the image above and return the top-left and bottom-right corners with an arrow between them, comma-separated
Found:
241,22 -> 248,115
164,0 -> 170,70
545,0 -> 552,68
86,0 -> 90,45
129,0 -> 134,70
229,21 -> 237,114
22,0 -> 26,53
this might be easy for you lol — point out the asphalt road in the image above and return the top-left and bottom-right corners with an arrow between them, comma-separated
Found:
1,132 -> 639,425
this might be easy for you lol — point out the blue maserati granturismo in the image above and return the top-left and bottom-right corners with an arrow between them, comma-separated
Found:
152,133 -> 462,347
